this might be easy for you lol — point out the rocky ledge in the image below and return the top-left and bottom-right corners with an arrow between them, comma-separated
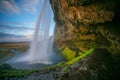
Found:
1,48 -> 120,80
50,0 -> 120,55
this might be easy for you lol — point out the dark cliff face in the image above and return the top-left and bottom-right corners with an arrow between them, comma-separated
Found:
50,0 -> 120,55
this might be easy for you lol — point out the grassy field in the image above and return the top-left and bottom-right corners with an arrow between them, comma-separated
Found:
0,49 -> 13,59
0,42 -> 30,52
0,42 -> 29,48
0,42 -> 30,60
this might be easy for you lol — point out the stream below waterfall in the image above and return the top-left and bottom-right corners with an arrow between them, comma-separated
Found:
4,49 -> 64,70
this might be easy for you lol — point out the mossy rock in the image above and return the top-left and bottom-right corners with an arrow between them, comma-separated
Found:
0,64 -> 13,70
62,47 -> 76,61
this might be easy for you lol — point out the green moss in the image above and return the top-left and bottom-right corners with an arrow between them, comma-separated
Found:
62,47 -> 76,61
58,46 -> 65,51
0,70 -> 36,77
25,48 -> 95,74
61,48 -> 95,72
66,48 -> 94,65
67,39 -> 96,52
63,65 -> 70,72
55,62 -> 65,67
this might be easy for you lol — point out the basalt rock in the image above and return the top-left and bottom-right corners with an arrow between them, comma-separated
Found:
50,0 -> 120,55
59,48 -> 120,80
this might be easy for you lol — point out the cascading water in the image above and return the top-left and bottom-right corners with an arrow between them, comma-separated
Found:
8,0 -> 55,64
6,0 -> 63,69
28,0 -> 54,64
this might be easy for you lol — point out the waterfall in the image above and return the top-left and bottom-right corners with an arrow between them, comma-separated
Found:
11,0 -> 55,64
6,0 -> 64,68
6,0 -> 55,65
28,0 -> 54,64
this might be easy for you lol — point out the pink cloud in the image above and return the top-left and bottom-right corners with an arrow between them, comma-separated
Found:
0,0 -> 41,14
0,35 -> 32,42
0,0 -> 20,14
22,0 -> 40,14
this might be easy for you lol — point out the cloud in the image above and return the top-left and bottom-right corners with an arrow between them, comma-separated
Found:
0,0 -> 41,14
0,24 -> 34,30
21,0 -> 40,14
0,21 -> 35,30
0,32 -> 32,42
0,32 -> 25,38
0,0 -> 20,14
0,37 -> 31,42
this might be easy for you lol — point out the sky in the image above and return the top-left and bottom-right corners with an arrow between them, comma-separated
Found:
0,0 -> 55,42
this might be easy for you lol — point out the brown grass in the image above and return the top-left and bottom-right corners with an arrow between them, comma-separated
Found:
0,42 -> 30,52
